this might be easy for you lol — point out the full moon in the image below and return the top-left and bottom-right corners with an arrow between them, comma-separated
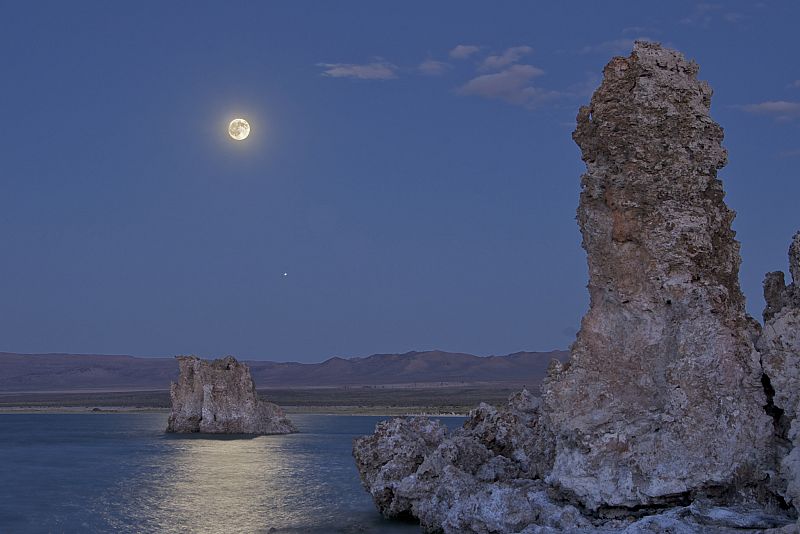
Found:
228,118 -> 250,140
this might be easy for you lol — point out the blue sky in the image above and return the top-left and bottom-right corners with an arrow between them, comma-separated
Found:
1,1 -> 798,361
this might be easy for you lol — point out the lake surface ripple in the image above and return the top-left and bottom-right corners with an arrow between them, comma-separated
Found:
0,413 -> 463,533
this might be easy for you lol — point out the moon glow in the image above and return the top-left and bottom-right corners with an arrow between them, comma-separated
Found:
228,118 -> 250,140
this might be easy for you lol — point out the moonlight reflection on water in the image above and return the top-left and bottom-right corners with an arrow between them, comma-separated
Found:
0,413 -> 461,533
145,437 -> 296,532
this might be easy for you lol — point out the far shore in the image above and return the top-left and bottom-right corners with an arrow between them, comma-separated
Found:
0,405 -> 469,416
0,385 -> 523,416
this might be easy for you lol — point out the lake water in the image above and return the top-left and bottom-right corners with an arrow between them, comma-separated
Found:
0,413 -> 464,533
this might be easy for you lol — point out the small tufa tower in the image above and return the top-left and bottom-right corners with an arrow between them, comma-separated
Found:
166,355 -> 296,434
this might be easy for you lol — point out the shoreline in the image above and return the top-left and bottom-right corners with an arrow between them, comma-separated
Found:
0,385 -> 516,416
0,405 -> 471,416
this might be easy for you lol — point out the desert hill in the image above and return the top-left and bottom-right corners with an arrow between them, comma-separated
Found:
0,350 -> 567,392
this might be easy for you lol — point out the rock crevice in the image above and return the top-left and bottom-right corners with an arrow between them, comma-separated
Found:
759,233 -> 800,510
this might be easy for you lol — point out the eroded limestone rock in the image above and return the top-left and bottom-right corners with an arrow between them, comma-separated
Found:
166,355 -> 296,434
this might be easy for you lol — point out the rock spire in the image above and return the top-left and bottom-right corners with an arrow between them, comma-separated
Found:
541,40 -> 772,509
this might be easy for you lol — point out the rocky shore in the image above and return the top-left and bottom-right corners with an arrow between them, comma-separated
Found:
353,42 -> 800,533
166,355 -> 296,434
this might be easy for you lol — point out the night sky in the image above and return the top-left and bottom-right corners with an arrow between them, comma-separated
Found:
2,1 -> 798,361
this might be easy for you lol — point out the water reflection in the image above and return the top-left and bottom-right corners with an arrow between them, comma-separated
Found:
0,414 -> 457,532
155,436 -> 291,532
94,415 -> 423,533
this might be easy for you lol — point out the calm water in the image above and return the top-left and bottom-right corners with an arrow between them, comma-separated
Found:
0,413 -> 464,533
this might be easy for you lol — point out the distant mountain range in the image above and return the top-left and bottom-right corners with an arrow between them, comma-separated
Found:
0,350 -> 568,393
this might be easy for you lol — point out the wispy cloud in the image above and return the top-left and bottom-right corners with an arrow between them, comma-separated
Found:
449,45 -> 480,59
622,26 -> 660,35
318,44 -> 572,112
779,148 -> 800,158
317,60 -> 398,80
579,38 -> 639,55
740,101 -> 800,121
723,12 -> 745,23
418,59 -> 450,76
480,46 -> 533,71
680,3 -> 744,26
457,64 -> 557,108
790,80 -> 800,89
680,3 -> 722,25
564,73 -> 602,99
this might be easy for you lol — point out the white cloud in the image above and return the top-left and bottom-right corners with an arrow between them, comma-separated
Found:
317,61 -> 398,80
680,3 -> 743,26
457,64 -> 557,108
480,46 -> 534,71
740,101 -> 800,121
622,26 -> 659,35
680,3 -> 721,24
790,80 -> 800,89
579,38 -> 656,55
418,59 -> 450,76
449,45 -> 480,59
564,73 -> 602,99
723,12 -> 745,23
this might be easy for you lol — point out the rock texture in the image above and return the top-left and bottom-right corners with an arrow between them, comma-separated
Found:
759,233 -> 800,509
353,41 -> 799,533
166,355 -> 296,434
354,416 -> 449,519
354,391 -> 793,533
541,39 -> 772,510
354,391 -> 593,533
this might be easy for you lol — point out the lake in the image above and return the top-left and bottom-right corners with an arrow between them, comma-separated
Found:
0,413 -> 464,533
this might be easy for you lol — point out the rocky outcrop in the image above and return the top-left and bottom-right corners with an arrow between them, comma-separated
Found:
355,391 -> 793,533
166,355 -> 296,434
353,41 -> 799,533
354,391 -> 593,533
759,233 -> 800,509
353,416 -> 449,519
